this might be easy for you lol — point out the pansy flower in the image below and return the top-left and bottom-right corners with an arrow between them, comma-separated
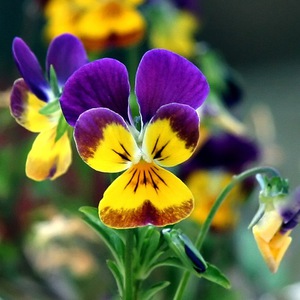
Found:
44,0 -> 145,51
60,49 -> 209,228
251,175 -> 300,273
10,34 -> 88,181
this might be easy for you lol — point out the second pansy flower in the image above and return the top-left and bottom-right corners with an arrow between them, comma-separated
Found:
10,34 -> 88,181
60,49 -> 209,228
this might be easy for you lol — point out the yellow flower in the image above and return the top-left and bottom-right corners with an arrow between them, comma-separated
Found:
44,0 -> 145,51
186,171 -> 245,230
149,8 -> 198,58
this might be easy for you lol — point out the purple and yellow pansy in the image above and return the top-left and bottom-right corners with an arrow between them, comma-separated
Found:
251,176 -> 300,273
10,34 -> 88,181
60,49 -> 209,228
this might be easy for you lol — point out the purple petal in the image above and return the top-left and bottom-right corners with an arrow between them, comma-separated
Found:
12,37 -> 50,102
183,133 -> 260,173
280,187 -> 300,226
150,103 -> 200,151
46,34 -> 88,87
10,78 -> 29,121
135,49 -> 209,124
142,103 -> 199,167
60,59 -> 130,126
280,217 -> 299,233
74,107 -> 138,173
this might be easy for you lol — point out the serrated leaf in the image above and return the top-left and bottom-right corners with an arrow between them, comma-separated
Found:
39,99 -> 60,115
79,206 -> 125,264
200,263 -> 231,289
139,281 -> 170,300
107,260 -> 124,297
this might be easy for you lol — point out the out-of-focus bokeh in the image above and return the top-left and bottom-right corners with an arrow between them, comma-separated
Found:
1,1 -> 300,299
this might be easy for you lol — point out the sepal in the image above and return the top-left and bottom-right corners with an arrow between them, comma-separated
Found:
162,228 -> 206,274
257,174 -> 289,205
55,114 -> 70,142
49,65 -> 61,98
39,98 -> 60,115
162,228 -> 231,288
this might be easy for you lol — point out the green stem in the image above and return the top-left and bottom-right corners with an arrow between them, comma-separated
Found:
174,166 -> 280,300
125,45 -> 140,88
124,229 -> 135,300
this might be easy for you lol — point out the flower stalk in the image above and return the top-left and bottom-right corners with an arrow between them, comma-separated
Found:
174,166 -> 281,300
124,229 -> 135,300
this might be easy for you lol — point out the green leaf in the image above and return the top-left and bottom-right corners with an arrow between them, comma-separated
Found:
55,114 -> 69,141
49,65 -> 61,97
39,98 -> 60,115
139,281 -> 170,300
139,226 -> 161,263
107,259 -> 124,297
79,206 -> 125,265
200,263 -> 231,289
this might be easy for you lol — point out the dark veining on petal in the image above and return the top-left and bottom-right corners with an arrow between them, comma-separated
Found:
134,171 -> 141,193
151,105 -> 199,151
124,168 -> 138,189
153,141 -> 170,160
150,166 -> 168,186
124,164 -> 168,194
143,170 -> 147,186
148,170 -> 159,193
120,143 -> 131,158
151,135 -> 160,155
112,148 -> 130,161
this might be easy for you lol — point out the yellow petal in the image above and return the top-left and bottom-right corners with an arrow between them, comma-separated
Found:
10,79 -> 55,132
253,225 -> 292,273
142,105 -> 199,167
26,127 -> 72,181
255,210 -> 282,243
99,161 -> 194,228
74,108 -> 140,173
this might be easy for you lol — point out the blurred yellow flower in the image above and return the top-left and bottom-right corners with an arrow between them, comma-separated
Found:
186,170 -> 245,230
149,9 -> 198,58
44,0 -> 145,51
